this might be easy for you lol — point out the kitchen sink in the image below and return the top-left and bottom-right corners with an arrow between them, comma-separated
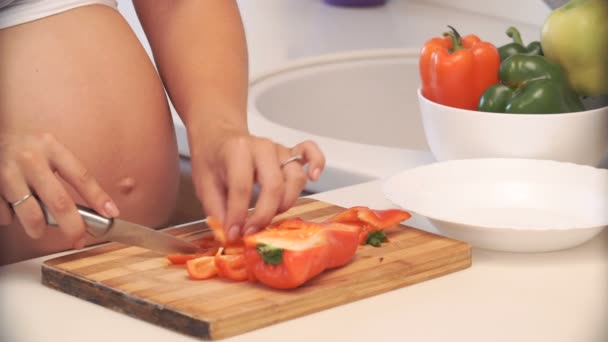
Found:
247,49 -> 436,193
252,51 -> 429,151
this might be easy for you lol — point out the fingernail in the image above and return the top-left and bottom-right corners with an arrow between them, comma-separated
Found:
311,168 -> 321,181
74,236 -> 87,250
228,225 -> 241,241
104,201 -> 120,217
243,226 -> 258,236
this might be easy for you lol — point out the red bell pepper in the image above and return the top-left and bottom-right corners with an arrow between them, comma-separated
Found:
170,206 -> 410,287
327,207 -> 411,247
243,220 -> 361,289
419,25 -> 500,110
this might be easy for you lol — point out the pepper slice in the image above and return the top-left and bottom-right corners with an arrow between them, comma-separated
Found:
224,244 -> 245,255
207,216 -> 227,245
327,207 -> 411,246
166,248 -> 219,265
357,208 -> 412,229
186,256 -> 218,280
215,254 -> 248,281
243,221 -> 361,289
196,235 -> 222,249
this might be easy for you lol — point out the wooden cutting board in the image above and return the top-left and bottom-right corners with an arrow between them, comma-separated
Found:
41,198 -> 472,340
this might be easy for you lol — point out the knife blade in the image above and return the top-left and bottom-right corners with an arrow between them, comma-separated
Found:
39,200 -> 201,255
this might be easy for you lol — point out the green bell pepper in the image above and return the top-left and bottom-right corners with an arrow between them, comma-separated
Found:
478,54 -> 584,114
541,0 -> 608,96
498,27 -> 543,62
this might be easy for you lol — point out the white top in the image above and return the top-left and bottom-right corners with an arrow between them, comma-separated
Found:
0,0 -> 117,29
1,180 -> 606,342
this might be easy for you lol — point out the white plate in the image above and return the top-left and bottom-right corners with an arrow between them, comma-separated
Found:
381,158 -> 608,252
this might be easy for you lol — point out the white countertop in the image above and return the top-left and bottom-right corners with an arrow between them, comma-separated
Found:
1,180 -> 607,342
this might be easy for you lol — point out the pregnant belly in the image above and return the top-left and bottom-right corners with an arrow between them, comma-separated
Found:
0,4 -> 181,262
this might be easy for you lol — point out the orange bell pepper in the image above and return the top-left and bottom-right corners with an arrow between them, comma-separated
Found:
419,25 -> 500,110
243,220 -> 361,289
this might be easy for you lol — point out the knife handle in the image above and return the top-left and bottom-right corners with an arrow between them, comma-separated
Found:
37,198 -> 114,237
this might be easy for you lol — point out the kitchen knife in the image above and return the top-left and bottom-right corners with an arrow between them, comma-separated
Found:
39,200 -> 201,255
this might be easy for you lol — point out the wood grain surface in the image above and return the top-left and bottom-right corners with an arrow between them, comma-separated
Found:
41,198 -> 472,340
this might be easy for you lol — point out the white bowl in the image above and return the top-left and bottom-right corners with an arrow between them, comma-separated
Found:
417,88 -> 608,167
382,158 -> 608,252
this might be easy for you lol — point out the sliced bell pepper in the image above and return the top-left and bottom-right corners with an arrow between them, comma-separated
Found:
420,25 -> 500,110
173,206 -> 409,287
357,208 -> 412,229
166,248 -> 219,265
322,222 -> 364,268
498,26 -> 543,62
207,216 -> 227,245
327,207 -> 411,247
267,217 -> 305,230
186,256 -> 218,280
168,253 -> 198,265
223,244 -> 245,255
196,235 -> 222,249
215,254 -> 248,281
478,54 -> 584,113
183,245 -> 249,282
262,218 -> 363,268
243,221 -> 361,289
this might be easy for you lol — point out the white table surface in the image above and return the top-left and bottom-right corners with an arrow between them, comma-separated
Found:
1,180 -> 607,342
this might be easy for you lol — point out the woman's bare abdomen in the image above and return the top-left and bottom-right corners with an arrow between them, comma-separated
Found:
0,5 -> 181,263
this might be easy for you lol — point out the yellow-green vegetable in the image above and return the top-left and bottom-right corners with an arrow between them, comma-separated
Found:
541,0 -> 608,96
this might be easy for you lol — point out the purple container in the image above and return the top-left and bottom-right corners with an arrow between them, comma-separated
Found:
324,0 -> 388,7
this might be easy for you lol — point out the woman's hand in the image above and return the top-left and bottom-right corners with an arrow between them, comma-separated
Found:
0,133 -> 119,248
135,0 -> 323,241
190,129 -> 325,242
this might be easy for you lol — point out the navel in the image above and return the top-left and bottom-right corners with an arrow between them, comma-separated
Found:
118,177 -> 136,195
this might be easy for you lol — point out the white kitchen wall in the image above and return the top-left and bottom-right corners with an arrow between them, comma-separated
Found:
117,0 -> 552,79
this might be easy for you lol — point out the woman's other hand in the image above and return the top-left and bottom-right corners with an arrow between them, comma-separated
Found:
190,129 -> 325,242
0,133 -> 119,248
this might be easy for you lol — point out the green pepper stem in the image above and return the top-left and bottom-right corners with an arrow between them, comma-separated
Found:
444,25 -> 463,52
505,26 -> 524,46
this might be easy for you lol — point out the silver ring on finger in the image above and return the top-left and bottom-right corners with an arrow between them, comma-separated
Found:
10,193 -> 33,209
280,155 -> 303,169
